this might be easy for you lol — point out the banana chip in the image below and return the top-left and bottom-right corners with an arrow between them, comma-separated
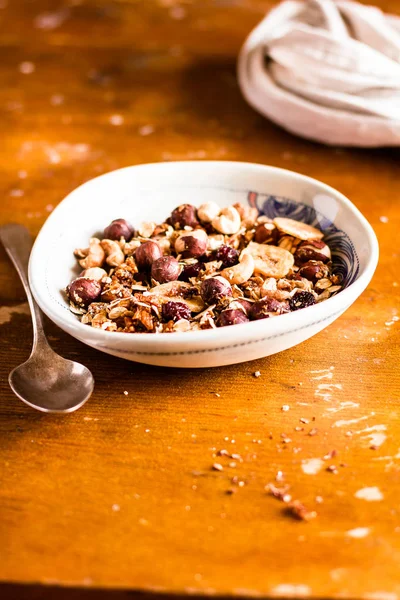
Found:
245,242 -> 294,278
150,281 -> 204,312
273,217 -> 324,241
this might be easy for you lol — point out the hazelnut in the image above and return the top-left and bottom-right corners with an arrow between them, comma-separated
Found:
175,229 -> 208,258
151,256 -> 181,284
135,240 -> 162,270
104,218 -> 134,241
254,223 -> 277,244
236,299 -> 253,314
250,297 -> 289,320
295,240 -> 331,264
179,261 -> 204,282
67,277 -> 102,307
200,276 -> 232,305
219,309 -> 249,327
299,261 -> 330,282
169,204 -> 199,229
162,301 -> 191,323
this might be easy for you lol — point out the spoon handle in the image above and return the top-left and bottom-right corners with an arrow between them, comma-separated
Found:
0,223 -> 49,352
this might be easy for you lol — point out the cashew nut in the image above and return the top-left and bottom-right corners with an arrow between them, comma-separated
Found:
198,201 -> 221,223
80,267 -> 108,281
212,206 -> 241,235
101,239 -> 125,266
207,234 -> 225,251
78,238 -> 105,269
123,239 -> 141,256
220,252 -> 254,285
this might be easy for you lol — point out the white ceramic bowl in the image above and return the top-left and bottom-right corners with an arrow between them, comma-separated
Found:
29,161 -> 378,368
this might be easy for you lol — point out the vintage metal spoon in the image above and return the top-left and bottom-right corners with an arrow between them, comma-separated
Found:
0,223 -> 94,413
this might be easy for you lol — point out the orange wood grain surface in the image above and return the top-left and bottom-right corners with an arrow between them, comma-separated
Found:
1,1 -> 400,598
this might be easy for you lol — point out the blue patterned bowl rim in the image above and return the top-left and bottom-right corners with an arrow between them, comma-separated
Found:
248,191 -> 359,288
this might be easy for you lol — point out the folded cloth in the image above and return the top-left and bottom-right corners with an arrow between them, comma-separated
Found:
237,0 -> 400,146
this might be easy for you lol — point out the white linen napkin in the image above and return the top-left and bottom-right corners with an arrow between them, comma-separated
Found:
237,0 -> 400,146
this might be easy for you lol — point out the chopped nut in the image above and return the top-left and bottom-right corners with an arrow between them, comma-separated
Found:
323,450 -> 338,460
286,500 -> 317,521
253,371 -> 261,378
231,453 -> 242,461
266,483 -> 292,503
212,463 -> 224,472
326,465 -> 338,474
218,449 -> 230,457
231,476 -> 246,487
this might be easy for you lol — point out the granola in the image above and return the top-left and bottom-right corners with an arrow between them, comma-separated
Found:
66,202 -> 342,333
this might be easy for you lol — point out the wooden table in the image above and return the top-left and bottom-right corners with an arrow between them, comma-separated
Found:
1,1 -> 400,598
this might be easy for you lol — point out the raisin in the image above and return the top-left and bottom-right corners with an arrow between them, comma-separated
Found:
212,245 -> 239,268
162,301 -> 191,322
179,262 -> 204,282
289,291 -> 316,311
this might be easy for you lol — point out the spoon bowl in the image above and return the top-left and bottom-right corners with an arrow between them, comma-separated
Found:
9,351 -> 94,414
